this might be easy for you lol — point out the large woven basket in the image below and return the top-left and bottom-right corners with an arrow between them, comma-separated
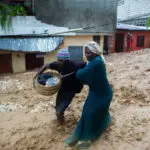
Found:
34,70 -> 61,96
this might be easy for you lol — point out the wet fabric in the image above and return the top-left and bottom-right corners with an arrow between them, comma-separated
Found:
48,60 -> 86,115
45,77 -> 59,87
49,60 -> 86,93
65,56 -> 113,145
38,72 -> 52,85
56,90 -> 75,114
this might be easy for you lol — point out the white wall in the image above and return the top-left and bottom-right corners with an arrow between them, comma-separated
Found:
117,0 -> 150,21
12,52 -> 26,73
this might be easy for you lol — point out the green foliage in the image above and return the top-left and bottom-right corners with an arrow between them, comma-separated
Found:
0,3 -> 9,31
146,18 -> 150,30
10,5 -> 27,16
0,3 -> 27,31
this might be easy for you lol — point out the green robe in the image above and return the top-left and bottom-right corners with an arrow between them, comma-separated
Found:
65,56 -> 113,145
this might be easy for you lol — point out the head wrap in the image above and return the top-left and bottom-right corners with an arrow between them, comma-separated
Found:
84,41 -> 105,62
56,49 -> 70,60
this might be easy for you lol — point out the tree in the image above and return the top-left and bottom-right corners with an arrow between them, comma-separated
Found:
146,18 -> 150,29
0,3 -> 26,31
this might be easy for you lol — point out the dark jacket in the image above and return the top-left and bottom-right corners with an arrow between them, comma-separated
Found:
48,60 -> 86,93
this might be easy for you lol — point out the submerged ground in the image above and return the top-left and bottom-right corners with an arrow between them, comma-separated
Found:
0,49 -> 150,150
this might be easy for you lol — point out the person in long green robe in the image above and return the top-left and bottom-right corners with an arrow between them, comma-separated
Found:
65,41 -> 113,147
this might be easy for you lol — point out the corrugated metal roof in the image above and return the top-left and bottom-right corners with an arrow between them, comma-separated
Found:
0,16 -> 69,36
0,36 -> 64,52
117,23 -> 150,31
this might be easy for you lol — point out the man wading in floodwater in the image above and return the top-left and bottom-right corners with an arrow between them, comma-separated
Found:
34,49 -> 86,124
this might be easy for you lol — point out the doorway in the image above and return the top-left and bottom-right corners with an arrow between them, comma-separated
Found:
115,33 -> 124,52
25,53 -> 44,70
103,36 -> 108,54
0,54 -> 12,74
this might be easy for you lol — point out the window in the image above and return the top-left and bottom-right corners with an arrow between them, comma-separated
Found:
136,36 -> 145,47
68,46 -> 83,61
93,36 -> 100,44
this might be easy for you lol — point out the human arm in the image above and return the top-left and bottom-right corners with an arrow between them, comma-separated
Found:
76,62 -> 94,85
33,63 -> 50,81
33,61 -> 63,80
74,61 -> 86,69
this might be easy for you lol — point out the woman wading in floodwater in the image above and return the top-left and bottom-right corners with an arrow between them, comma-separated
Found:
65,41 -> 113,148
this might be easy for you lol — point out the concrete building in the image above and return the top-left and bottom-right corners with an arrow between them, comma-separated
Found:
117,0 -> 150,26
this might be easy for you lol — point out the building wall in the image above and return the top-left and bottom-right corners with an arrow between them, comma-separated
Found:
0,51 -> 26,73
12,52 -> 26,73
44,49 -> 59,64
108,35 -> 116,53
100,36 -> 104,52
108,30 -> 150,53
117,0 -> 150,21
131,31 -> 150,50
64,35 -> 104,51
44,35 -> 96,63
64,35 -> 104,60
35,0 -> 117,34
64,36 -> 93,47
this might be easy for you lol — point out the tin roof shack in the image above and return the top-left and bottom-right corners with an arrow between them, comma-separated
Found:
108,23 -> 150,53
0,16 -> 66,74
0,36 -> 64,74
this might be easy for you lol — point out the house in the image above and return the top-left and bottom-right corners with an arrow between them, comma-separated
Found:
0,0 -> 117,74
108,0 -> 150,53
108,23 -> 150,53
117,0 -> 150,26
0,16 -> 68,74
0,15 -> 107,74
